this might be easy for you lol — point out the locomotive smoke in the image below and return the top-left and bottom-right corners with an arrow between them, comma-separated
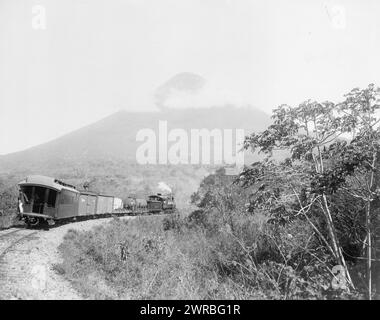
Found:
154,72 -> 248,111
157,182 -> 172,194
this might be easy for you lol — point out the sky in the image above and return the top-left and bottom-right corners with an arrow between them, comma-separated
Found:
0,0 -> 379,155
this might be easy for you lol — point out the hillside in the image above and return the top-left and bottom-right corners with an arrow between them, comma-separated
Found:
0,106 -> 271,170
0,106 -> 271,211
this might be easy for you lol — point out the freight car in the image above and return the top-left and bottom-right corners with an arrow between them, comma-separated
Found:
123,197 -> 147,214
18,175 -> 124,227
17,175 -> 175,228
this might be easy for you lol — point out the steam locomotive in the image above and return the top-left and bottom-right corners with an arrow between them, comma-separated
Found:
147,194 -> 176,213
124,194 -> 175,213
17,175 -> 175,228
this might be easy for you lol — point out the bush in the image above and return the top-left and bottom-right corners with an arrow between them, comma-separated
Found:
56,167 -> 365,300
0,186 -> 19,229
58,208 -> 359,299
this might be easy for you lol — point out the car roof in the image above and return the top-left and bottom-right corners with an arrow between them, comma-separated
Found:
18,175 -> 79,193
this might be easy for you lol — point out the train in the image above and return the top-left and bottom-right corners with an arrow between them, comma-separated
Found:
147,194 -> 176,213
17,175 -> 176,228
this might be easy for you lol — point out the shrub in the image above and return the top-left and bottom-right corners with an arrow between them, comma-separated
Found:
0,186 -> 19,229
58,210 -> 357,299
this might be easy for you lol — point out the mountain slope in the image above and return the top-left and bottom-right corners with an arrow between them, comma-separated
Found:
0,106 -> 271,170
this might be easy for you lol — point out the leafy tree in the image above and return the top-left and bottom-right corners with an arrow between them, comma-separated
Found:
191,168 -> 249,229
242,84 -> 380,295
321,84 -> 380,298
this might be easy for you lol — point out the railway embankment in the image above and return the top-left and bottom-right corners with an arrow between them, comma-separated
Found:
0,216 -> 134,299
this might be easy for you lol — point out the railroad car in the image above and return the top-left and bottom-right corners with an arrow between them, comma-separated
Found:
135,198 -> 148,210
123,197 -> 147,212
18,175 -> 124,227
17,175 -> 175,228
113,197 -> 124,211
123,197 -> 136,211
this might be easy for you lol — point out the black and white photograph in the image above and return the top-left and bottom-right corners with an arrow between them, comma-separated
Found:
0,0 -> 379,303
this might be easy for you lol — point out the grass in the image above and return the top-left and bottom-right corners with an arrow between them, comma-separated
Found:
0,211 -> 22,230
56,209 -> 363,300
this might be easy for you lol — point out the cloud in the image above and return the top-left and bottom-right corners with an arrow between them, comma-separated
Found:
159,80 -> 248,109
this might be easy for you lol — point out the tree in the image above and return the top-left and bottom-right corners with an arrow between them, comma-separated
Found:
242,84 -> 380,295
191,168 -> 249,229
324,84 -> 380,299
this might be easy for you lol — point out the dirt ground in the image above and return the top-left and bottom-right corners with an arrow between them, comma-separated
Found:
0,216 -> 133,300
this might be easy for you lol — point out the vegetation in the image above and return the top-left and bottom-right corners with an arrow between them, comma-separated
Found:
56,214 -> 335,299
241,84 -> 380,298
2,84 -> 380,299
0,178 -> 19,229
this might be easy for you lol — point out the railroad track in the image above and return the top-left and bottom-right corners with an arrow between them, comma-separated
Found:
0,228 -> 25,241
0,229 -> 39,260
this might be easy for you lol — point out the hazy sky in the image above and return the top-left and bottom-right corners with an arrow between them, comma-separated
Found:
0,0 -> 379,155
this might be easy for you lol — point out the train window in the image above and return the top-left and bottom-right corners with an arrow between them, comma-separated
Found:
34,186 -> 46,204
47,189 -> 57,207
20,186 -> 33,203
